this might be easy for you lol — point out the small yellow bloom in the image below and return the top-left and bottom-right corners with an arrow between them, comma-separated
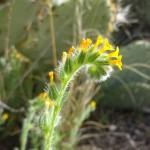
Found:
90,101 -> 96,108
45,97 -> 54,108
94,36 -> 104,49
2,113 -> 9,120
83,38 -> 92,52
79,38 -> 92,52
79,39 -> 86,49
62,51 -> 67,63
109,55 -> 122,70
98,38 -> 114,54
108,46 -> 119,58
38,92 -> 47,98
68,46 -> 75,58
49,71 -> 54,84
15,53 -> 22,59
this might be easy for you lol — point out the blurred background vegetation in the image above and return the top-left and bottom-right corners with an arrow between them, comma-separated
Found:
0,0 -> 150,149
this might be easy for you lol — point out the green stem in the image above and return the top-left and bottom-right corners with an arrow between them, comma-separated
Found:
44,65 -> 82,150
20,106 -> 35,150
45,106 -> 58,150
44,62 -> 93,150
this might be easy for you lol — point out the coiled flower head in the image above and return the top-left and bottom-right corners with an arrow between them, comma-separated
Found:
58,35 -> 122,82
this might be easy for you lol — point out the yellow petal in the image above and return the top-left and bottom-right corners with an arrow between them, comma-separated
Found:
68,46 -> 75,58
108,46 -> 119,58
45,97 -> 54,108
83,38 -> 92,52
62,51 -> 67,63
94,36 -> 104,49
49,71 -> 54,84
98,38 -> 114,54
90,101 -> 96,108
79,39 -> 85,47
38,92 -> 47,98
109,55 -> 122,70
2,113 -> 9,120
79,39 -> 92,52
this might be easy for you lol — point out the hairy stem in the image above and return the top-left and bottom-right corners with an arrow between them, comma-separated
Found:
44,63 -> 92,150
20,106 -> 35,150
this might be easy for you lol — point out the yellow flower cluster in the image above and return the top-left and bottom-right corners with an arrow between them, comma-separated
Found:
64,35 -> 122,70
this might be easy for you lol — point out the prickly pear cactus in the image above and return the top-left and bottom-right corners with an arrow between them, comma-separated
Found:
98,40 -> 150,109
0,0 -> 109,106
0,0 -> 110,62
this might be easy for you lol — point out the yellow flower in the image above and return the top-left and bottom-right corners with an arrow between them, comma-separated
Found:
79,39 -> 86,49
108,46 -> 119,58
94,36 -> 104,49
68,46 -> 75,58
98,38 -> 114,54
109,55 -> 122,70
79,38 -> 92,52
38,92 -> 47,98
49,71 -> 54,84
2,113 -> 9,120
62,51 -> 67,63
15,53 -> 22,59
90,101 -> 96,108
45,97 -> 54,108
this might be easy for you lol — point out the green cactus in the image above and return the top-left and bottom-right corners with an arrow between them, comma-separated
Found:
98,40 -> 150,109
0,0 -> 110,59
0,0 -> 111,110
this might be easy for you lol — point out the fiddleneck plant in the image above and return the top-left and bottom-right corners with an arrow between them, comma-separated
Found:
21,35 -> 122,150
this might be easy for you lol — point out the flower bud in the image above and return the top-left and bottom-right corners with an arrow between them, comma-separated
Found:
49,84 -> 59,100
64,58 -> 73,74
77,51 -> 86,64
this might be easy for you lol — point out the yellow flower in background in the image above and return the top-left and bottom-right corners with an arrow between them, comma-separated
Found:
94,36 -> 104,49
90,101 -> 96,108
38,92 -> 47,98
15,53 -> 22,59
2,113 -> 9,120
108,46 -> 119,58
109,55 -> 122,70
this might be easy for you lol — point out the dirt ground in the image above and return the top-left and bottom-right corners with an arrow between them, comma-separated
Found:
78,108 -> 150,150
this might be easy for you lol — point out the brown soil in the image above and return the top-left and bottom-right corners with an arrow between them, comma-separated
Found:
78,108 -> 150,150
